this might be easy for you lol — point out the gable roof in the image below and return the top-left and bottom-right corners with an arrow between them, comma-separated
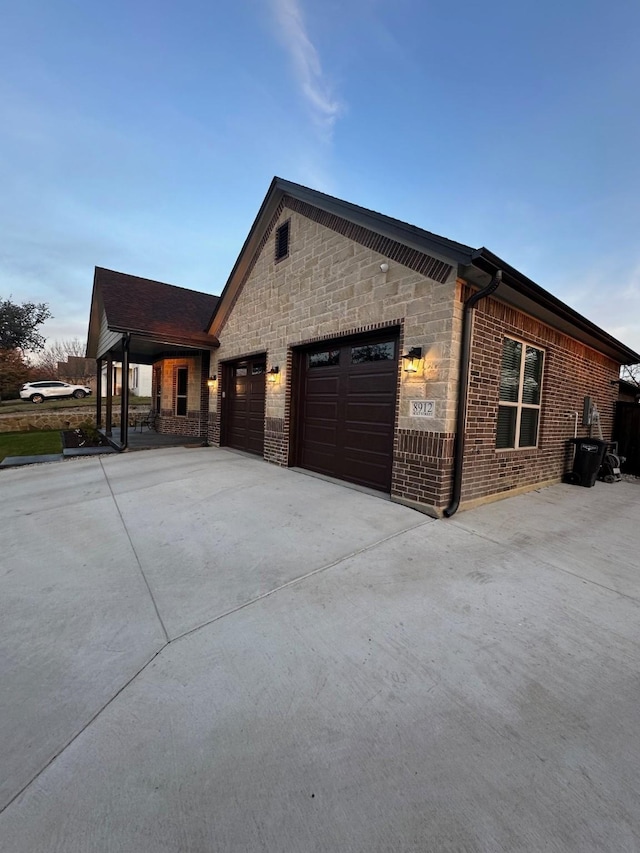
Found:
87,268 -> 219,359
207,177 -> 640,365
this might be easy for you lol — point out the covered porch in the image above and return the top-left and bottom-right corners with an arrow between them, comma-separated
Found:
86,268 -> 219,451
94,335 -> 216,450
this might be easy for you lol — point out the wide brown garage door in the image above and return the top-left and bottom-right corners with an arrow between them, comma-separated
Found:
297,334 -> 399,492
223,356 -> 266,455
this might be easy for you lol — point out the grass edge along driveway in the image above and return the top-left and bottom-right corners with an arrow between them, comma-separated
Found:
0,430 -> 62,462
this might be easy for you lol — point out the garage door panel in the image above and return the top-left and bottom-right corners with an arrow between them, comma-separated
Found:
305,400 -> 339,421
302,423 -> 337,445
306,374 -> 340,395
299,448 -> 336,477
345,401 -> 396,422
347,372 -> 397,395
225,357 -> 266,456
341,454 -> 392,491
344,428 -> 392,455
298,334 -> 398,492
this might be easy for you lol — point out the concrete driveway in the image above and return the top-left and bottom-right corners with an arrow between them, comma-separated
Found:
1,447 -> 639,852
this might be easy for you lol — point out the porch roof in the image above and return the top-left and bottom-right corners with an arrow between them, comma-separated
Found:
87,268 -> 220,362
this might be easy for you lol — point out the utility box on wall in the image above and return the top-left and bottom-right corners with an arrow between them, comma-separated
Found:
582,396 -> 593,426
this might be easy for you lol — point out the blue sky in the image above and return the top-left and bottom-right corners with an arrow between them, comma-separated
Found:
2,0 -> 639,355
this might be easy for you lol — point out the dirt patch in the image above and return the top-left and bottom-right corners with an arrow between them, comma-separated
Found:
62,428 -> 111,449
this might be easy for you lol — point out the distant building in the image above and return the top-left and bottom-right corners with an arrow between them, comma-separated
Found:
618,379 -> 640,404
57,357 -> 97,391
100,362 -> 152,397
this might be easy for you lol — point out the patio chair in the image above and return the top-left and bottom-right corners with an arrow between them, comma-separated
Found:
136,409 -> 158,432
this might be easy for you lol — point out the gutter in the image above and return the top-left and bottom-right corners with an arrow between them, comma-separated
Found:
469,249 -> 640,365
444,270 -> 502,518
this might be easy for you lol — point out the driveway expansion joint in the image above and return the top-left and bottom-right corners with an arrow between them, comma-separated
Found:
0,644 -> 168,817
170,517 -> 434,644
99,457 -> 170,643
447,519 -> 640,604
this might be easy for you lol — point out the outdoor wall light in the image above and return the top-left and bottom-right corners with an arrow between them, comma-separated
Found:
402,347 -> 423,373
267,366 -> 280,382
207,375 -> 217,388
380,262 -> 389,273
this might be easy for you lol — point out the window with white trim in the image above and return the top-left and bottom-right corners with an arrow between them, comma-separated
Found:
496,337 -> 544,449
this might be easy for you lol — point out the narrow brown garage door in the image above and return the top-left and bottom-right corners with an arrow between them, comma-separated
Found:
297,335 -> 399,492
224,356 -> 266,455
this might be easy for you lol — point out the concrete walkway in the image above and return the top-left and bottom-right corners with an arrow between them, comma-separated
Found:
1,447 -> 639,852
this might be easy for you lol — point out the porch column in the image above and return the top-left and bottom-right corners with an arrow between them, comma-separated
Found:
105,353 -> 113,436
120,334 -> 130,445
96,357 -> 103,428
201,350 -> 210,439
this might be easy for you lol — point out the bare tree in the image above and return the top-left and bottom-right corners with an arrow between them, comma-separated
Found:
34,338 -> 95,383
621,364 -> 640,387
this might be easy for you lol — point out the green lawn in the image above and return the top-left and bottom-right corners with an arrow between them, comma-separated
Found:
0,430 -> 63,462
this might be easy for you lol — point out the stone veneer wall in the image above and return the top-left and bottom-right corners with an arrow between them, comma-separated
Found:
460,295 -> 620,508
209,198 -> 464,514
0,407 -> 149,434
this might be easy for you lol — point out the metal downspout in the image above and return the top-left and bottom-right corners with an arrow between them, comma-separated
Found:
444,270 -> 502,518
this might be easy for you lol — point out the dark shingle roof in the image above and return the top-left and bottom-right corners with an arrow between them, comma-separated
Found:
96,268 -> 219,347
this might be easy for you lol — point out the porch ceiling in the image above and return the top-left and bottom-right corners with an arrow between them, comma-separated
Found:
100,333 -> 217,364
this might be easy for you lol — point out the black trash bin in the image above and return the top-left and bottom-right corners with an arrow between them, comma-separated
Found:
567,438 -> 608,487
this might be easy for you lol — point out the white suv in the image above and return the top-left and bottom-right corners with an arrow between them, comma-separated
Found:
20,381 -> 93,404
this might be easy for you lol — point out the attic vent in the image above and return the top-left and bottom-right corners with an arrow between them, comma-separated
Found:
275,220 -> 290,261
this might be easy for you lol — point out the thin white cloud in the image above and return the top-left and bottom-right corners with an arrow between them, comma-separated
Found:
560,262 -> 640,356
271,0 -> 343,137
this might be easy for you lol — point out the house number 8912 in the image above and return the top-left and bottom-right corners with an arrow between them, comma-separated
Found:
410,400 -> 435,418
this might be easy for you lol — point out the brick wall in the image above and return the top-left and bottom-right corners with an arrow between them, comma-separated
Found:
154,354 -> 209,438
461,296 -> 620,507
392,430 -> 456,509
264,417 -> 287,465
